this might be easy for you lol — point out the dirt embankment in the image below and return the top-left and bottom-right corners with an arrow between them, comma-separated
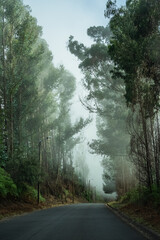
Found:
108,201 -> 160,236
0,196 -> 88,220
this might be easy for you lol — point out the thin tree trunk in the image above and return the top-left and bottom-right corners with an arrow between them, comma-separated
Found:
140,103 -> 153,190
156,114 -> 160,188
2,8 -> 8,155
150,115 -> 159,188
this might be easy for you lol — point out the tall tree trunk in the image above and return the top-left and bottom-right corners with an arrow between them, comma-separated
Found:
2,8 -> 8,158
156,114 -> 160,188
150,115 -> 159,188
8,24 -> 14,160
140,103 -> 153,190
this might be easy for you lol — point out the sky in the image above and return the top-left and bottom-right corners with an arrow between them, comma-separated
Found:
23,0 -> 126,194
23,0 -> 125,80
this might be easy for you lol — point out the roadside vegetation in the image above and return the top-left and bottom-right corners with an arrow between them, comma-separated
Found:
1,0 -> 160,229
68,0 -> 160,234
108,185 -> 160,234
0,0 -> 94,218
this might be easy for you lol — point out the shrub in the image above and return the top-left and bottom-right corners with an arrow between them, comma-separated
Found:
19,183 -> 45,202
120,187 -> 144,204
0,167 -> 18,198
120,185 -> 160,206
64,188 -> 69,197
149,185 -> 160,206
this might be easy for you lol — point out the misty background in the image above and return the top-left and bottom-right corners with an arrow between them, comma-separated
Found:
22,0 -> 125,195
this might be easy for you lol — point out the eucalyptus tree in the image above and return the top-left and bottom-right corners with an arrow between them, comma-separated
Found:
0,0 -> 59,185
48,67 -> 90,183
105,0 -> 160,190
68,0 -> 160,194
68,25 -> 134,195
0,0 -> 87,197
0,0 -> 27,163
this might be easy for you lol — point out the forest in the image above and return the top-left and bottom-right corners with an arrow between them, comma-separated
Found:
68,0 -> 160,222
1,0 -> 160,230
0,0 -> 93,208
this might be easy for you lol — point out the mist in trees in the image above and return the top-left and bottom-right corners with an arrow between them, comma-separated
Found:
68,26 -> 135,197
0,0 -> 92,203
1,0 -> 160,206
68,0 -> 160,201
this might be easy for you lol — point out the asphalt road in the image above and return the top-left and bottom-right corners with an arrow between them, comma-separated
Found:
0,203 -> 147,240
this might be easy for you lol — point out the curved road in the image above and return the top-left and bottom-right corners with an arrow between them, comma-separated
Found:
0,203 -> 146,240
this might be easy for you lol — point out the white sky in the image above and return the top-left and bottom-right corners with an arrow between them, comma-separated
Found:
23,0 -> 126,193
23,0 -> 125,80
23,0 -> 107,71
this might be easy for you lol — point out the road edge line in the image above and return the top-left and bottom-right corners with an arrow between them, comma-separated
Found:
106,204 -> 160,240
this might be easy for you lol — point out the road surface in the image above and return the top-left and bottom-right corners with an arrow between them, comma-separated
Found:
0,203 -> 147,240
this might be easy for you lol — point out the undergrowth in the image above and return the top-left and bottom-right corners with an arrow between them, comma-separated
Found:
19,183 -> 45,203
120,185 -> 160,207
0,167 -> 45,202
0,167 -> 18,198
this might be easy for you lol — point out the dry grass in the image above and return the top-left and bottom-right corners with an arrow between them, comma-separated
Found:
109,201 -> 160,234
0,195 -> 87,221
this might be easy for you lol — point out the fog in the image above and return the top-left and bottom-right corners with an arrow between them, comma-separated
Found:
22,0 -> 126,197
1,2 -> 160,236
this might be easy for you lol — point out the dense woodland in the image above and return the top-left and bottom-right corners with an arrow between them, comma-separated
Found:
68,0 -> 160,205
1,0 -> 160,208
0,0 -> 92,204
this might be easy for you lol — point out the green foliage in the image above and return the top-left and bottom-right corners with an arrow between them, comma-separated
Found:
147,185 -> 160,207
0,0 -> 88,204
120,185 -> 160,207
106,0 -> 160,108
68,36 -> 87,61
83,190 -> 92,202
63,188 -> 69,197
18,183 -> 45,202
0,168 -> 18,198
68,10 -> 130,197
87,26 -> 112,43
120,188 -> 140,204
6,152 -> 39,186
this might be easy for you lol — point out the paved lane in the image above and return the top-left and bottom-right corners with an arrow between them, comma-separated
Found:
0,203 -> 146,240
